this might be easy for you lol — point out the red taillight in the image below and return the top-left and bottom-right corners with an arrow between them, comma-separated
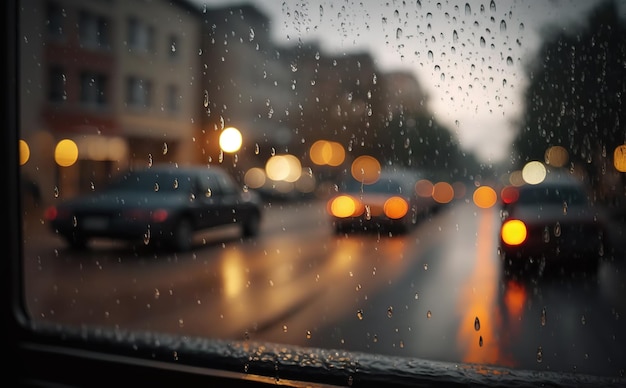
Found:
151,209 -> 169,223
500,186 -> 519,205
501,219 -> 527,246
383,196 -> 409,219
44,206 -> 58,221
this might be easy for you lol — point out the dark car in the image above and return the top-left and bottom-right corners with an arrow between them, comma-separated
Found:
44,165 -> 263,251
326,168 -> 431,234
499,169 -> 608,276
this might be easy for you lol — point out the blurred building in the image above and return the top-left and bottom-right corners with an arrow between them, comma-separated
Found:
20,0 -> 202,200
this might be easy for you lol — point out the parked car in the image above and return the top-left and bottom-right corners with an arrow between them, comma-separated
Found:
326,168 -> 430,234
44,165 -> 263,251
499,169 -> 608,276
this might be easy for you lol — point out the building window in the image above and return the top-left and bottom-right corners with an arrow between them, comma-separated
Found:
78,10 -> 109,50
46,1 -> 64,39
80,72 -> 107,107
166,84 -> 179,113
48,66 -> 66,103
127,17 -> 154,53
126,76 -> 152,108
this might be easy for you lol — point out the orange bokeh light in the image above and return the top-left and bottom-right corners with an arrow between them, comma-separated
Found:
350,155 -> 381,184
473,186 -> 497,209
432,182 -> 454,204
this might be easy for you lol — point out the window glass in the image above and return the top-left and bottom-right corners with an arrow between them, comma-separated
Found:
19,0 -> 626,383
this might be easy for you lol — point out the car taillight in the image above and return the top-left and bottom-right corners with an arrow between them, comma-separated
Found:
44,206 -> 58,221
151,209 -> 169,223
501,219 -> 527,246
384,196 -> 409,219
328,195 -> 362,218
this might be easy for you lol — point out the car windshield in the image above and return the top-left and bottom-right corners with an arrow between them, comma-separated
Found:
18,0 -> 626,384
107,170 -> 193,193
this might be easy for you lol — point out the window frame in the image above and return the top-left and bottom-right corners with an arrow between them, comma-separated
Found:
5,1 -> 622,387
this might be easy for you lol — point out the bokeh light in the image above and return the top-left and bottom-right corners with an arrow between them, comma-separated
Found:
415,179 -> 434,198
500,185 -> 519,204
244,167 -> 266,189
384,197 -> 409,219
508,170 -> 525,187
219,127 -> 242,153
501,219 -> 527,246
54,139 -> 79,167
19,139 -> 30,166
544,146 -> 568,167
614,145 -> 626,172
473,186 -> 497,209
265,154 -> 302,182
521,161 -> 547,185
432,182 -> 454,204
350,155 -> 381,184
309,140 -> 345,167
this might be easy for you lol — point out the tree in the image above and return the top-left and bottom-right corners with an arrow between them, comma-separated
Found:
514,0 -> 626,194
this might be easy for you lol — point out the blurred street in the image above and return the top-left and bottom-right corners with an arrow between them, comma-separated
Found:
22,198 -> 626,378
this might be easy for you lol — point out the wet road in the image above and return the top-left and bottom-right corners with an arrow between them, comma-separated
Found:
22,199 -> 626,378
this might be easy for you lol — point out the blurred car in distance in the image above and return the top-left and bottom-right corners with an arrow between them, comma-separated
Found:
499,169 -> 608,277
326,168 -> 432,235
44,164 -> 263,251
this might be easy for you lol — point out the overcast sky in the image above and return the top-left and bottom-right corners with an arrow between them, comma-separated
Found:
196,0 -> 621,164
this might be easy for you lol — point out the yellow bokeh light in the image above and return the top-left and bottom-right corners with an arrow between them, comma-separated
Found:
614,145 -> 626,172
473,186 -> 497,209
330,195 -> 357,218
521,161 -> 546,185
350,155 -> 381,184
265,154 -> 302,182
19,139 -> 30,166
310,140 -> 345,166
55,139 -> 79,167
244,167 -> 266,189
219,127 -> 242,153
501,219 -> 527,246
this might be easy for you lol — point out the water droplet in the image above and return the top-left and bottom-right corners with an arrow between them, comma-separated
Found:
147,153 -> 153,167
414,293 -> 419,300
357,309 -> 364,320
203,90 -> 209,108
474,316 -> 480,331
72,216 -> 77,227
543,227 -> 550,242
554,222 -> 561,237
282,325 -> 288,332
541,307 -> 547,326
306,330 -> 312,339
423,263 -> 428,270
426,310 -> 432,319
581,315 -> 586,325
500,19 -> 507,32
479,336 -> 483,347
162,142 -> 168,155
54,186 -> 59,198
254,143 -> 260,155
143,228 -> 150,245
173,178 -> 179,189
373,334 -> 378,343
154,183 -> 160,192
536,346 -> 543,363
506,56 -> 514,66
387,306 -> 393,318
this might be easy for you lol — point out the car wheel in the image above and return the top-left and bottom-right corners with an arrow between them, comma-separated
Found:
242,211 -> 260,238
171,217 -> 193,251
